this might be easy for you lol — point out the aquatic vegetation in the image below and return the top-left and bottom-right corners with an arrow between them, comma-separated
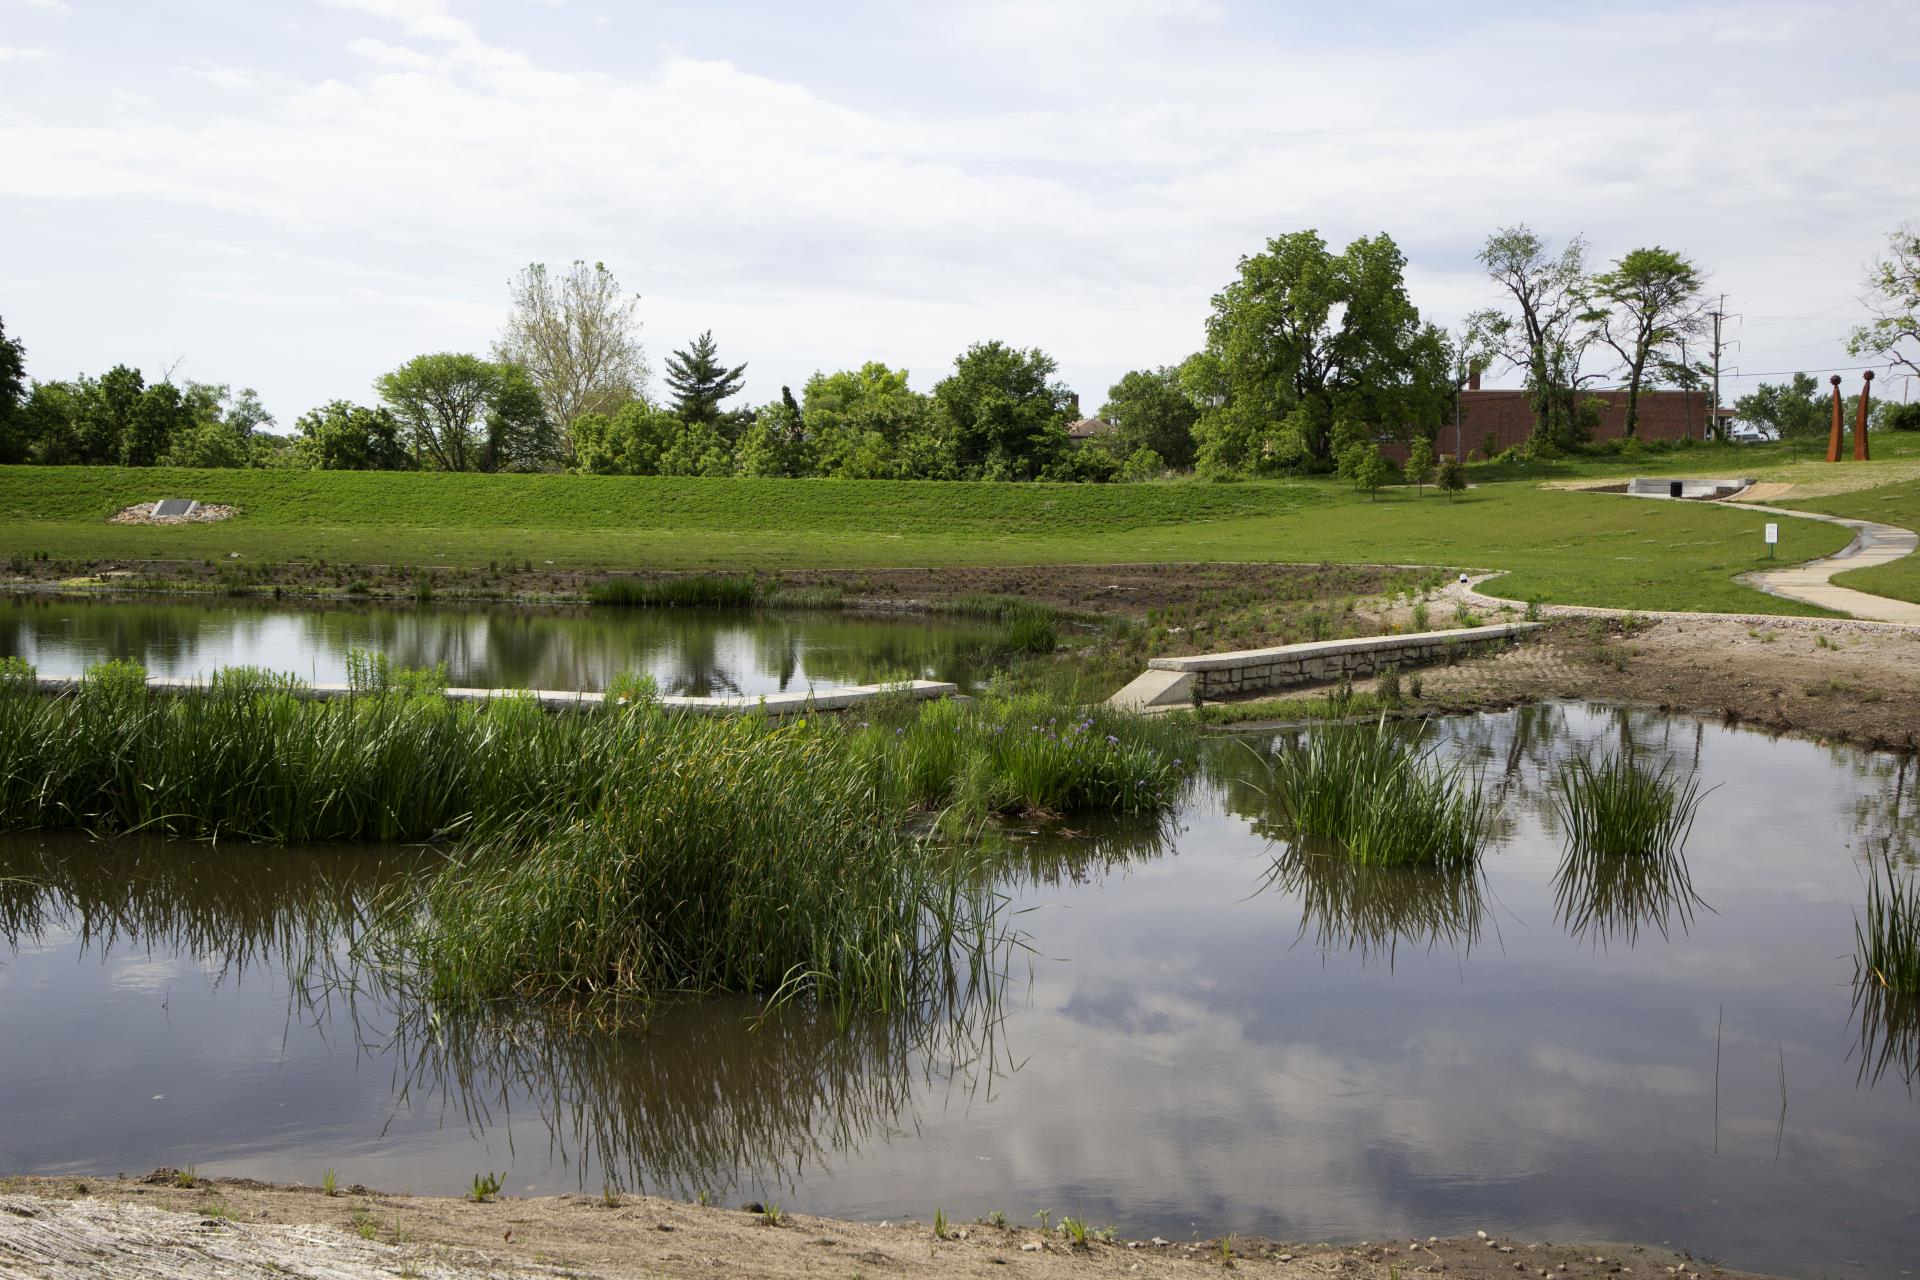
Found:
468,1170 -> 505,1202
1270,719 -> 1491,866
1855,854 -> 1920,1089
1552,752 -> 1705,860
588,574 -> 762,608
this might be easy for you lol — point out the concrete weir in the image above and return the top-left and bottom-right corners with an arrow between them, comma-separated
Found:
30,674 -> 958,715
1108,622 -> 1541,710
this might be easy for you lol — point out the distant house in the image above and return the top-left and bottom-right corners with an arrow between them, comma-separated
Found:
1067,417 -> 1118,443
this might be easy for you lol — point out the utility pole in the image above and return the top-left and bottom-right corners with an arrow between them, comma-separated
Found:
1679,338 -> 1690,441
1706,295 -> 1739,442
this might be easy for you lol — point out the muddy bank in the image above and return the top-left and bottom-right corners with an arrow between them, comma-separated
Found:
0,1175 -> 1771,1280
1,557 -> 1409,618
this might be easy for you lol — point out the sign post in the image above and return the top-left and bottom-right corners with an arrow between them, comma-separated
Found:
1765,522 -> 1779,560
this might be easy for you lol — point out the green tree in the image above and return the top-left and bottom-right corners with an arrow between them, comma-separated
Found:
802,362 -> 942,479
1118,446 -> 1167,482
1435,453 -> 1468,501
930,341 -> 1072,480
664,331 -> 747,428
736,388 -> 816,477
1876,400 -> 1920,433
294,400 -> 413,470
0,318 -> 27,464
1470,225 -> 1596,449
1195,230 -> 1451,475
1097,367 -> 1198,469
1848,223 -> 1920,380
1587,247 -> 1707,437
1734,374 -> 1828,441
496,260 -> 647,464
1406,437 -> 1434,493
376,354 -> 552,472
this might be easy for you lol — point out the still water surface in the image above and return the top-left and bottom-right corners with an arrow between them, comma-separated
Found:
1,704 -> 1916,1275
0,593 -> 998,694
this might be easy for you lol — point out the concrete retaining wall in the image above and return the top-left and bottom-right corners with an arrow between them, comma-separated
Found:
29,674 -> 956,716
1626,477 -> 1753,499
1110,622 -> 1539,708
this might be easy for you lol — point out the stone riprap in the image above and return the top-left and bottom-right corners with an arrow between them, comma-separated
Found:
29,674 -> 956,716
1110,622 -> 1540,709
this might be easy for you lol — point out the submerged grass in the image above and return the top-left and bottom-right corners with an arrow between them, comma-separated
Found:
1269,718 -> 1490,867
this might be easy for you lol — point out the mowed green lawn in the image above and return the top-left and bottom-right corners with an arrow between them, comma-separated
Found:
0,465 -> 1854,615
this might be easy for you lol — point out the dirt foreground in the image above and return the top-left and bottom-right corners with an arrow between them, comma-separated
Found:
0,1174 -> 1771,1280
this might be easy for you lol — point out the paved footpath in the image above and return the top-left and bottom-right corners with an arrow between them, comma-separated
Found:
1727,501 -> 1920,624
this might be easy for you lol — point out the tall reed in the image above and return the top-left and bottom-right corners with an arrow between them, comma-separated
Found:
1551,753 -> 1705,860
587,575 -> 762,608
1853,854 -> 1920,1090
1270,718 -> 1490,866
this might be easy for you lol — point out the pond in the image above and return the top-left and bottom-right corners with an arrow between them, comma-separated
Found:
1,704 -> 1916,1277
0,593 -> 1002,695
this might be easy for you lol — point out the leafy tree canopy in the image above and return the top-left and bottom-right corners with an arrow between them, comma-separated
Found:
930,341 -> 1072,481
1098,367 -> 1198,470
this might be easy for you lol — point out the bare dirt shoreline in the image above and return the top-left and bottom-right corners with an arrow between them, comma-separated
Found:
0,1174 -> 1771,1280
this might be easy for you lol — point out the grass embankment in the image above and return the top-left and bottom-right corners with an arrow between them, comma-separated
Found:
0,659 -> 1191,1014
0,464 -> 1852,615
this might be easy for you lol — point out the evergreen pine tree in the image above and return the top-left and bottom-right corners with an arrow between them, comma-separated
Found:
664,331 -> 747,426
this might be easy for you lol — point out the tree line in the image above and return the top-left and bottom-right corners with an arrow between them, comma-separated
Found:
2,225 -> 1912,482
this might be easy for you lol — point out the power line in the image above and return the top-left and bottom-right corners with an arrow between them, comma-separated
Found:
1712,361 -> 1892,379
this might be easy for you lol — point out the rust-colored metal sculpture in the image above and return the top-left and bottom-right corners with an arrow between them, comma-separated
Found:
1856,369 -> 1874,461
1828,374 -> 1845,462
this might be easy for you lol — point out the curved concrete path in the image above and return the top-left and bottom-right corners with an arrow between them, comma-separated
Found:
1725,501 -> 1920,624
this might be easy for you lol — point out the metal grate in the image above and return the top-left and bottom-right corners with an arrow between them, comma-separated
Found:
152,499 -> 198,518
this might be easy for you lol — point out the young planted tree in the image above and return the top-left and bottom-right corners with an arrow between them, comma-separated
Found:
1435,453 -> 1468,501
496,260 -> 648,465
664,331 -> 747,428
1470,226 -> 1595,450
1586,247 -> 1708,437
1406,437 -> 1434,494
1848,223 -> 1920,380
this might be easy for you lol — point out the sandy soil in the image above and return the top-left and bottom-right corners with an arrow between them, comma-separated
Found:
0,1175 -> 1770,1280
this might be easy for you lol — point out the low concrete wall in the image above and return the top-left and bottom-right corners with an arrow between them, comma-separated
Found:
1626,477 -> 1753,499
1112,622 -> 1540,706
30,674 -> 956,716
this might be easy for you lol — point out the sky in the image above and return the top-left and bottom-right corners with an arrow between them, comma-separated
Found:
3,0 -> 1919,427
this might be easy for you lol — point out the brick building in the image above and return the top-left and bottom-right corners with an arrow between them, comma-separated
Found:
1387,371 -> 1731,462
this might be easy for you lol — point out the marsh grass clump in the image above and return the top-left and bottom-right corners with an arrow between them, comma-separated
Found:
1858,856 -> 1920,998
1552,752 -> 1705,860
860,694 -> 1194,826
588,575 -> 762,608
1271,719 -> 1490,866
382,706 -> 1019,1017
1854,855 -> 1920,1090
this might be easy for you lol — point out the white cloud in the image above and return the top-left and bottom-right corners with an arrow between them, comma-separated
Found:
0,0 -> 1916,419
0,45 -> 50,61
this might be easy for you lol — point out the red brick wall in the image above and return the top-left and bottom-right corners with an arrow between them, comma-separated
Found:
1385,388 -> 1715,463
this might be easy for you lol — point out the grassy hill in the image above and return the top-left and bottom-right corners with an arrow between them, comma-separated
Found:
0,464 -> 1857,615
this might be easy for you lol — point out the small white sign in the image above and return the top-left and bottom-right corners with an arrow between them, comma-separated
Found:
1764,522 -> 1779,545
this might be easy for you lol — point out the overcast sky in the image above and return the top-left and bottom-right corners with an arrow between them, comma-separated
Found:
4,0 -> 1918,426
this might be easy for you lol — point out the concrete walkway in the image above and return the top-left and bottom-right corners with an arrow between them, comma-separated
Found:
1726,501 -> 1920,624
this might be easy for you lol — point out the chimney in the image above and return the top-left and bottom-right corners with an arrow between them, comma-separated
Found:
1068,393 -> 1081,417
1467,369 -> 1481,392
